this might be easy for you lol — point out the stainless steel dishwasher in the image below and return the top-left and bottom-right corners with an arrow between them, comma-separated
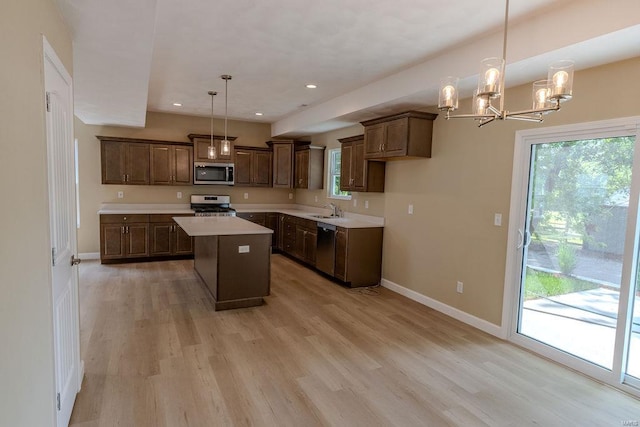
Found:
316,222 -> 336,276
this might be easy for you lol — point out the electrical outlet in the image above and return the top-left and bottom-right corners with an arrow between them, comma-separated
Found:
408,204 -> 414,215
353,198 -> 358,207
117,191 -> 124,199
243,192 -> 249,200
365,200 -> 369,209
177,191 -> 182,199
456,281 -> 464,293
314,195 -> 318,202
288,193 -> 293,200
238,245 -> 250,253
494,213 -> 502,226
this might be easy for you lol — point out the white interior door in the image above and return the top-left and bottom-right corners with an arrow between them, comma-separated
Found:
44,36 -> 81,427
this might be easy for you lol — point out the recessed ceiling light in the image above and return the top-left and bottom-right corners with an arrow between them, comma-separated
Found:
305,84 -> 317,89
255,112 -> 263,116
172,102 -> 182,107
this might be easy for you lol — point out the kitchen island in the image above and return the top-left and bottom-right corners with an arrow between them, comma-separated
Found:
173,216 -> 273,311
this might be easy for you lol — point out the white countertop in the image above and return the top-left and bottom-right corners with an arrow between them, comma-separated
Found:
173,216 -> 274,237
98,203 -> 384,229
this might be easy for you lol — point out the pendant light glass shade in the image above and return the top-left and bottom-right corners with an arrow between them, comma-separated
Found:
532,80 -> 552,111
221,74 -> 232,157
207,90 -> 217,160
477,57 -> 504,98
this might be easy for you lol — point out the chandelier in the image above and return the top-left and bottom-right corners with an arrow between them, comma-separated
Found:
438,0 -> 574,127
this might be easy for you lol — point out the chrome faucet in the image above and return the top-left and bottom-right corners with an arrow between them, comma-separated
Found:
326,203 -> 338,217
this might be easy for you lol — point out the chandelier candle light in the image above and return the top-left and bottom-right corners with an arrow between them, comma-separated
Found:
438,0 -> 574,127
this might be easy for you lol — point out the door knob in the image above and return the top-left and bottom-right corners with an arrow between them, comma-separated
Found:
70,255 -> 82,266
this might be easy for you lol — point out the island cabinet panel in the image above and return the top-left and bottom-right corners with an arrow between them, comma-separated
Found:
334,226 -> 383,287
266,213 -> 279,247
294,145 -> 325,190
150,144 -> 193,185
236,212 -> 267,226
188,134 -> 237,163
234,146 -> 272,187
194,234 -> 271,311
339,134 -> 385,193
361,111 -> 437,160
101,140 -> 150,185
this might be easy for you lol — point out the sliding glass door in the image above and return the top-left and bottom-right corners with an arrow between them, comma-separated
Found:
508,117 -> 640,394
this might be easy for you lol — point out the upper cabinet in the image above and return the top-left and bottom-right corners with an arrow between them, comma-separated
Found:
339,134 -> 385,193
98,136 -> 192,186
295,145 -> 325,190
100,138 -> 150,185
361,111 -> 437,160
188,134 -> 237,163
234,146 -> 272,187
150,144 -> 193,185
268,140 -> 295,188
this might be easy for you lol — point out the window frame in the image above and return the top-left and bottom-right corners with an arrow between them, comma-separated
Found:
327,148 -> 351,200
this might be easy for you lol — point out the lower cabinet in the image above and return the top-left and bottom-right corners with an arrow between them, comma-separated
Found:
100,214 -> 150,261
149,214 -> 194,256
334,226 -> 383,287
100,213 -> 193,263
237,212 -> 280,247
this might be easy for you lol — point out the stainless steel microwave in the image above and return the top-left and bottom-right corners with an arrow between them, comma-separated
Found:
193,162 -> 234,185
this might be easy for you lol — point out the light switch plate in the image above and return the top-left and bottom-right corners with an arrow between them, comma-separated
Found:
408,204 -> 414,215
243,193 -> 249,200
288,193 -> 293,200
365,200 -> 369,209
117,191 -> 124,199
494,213 -> 502,226
238,245 -> 250,253
353,199 -> 357,207
177,191 -> 182,199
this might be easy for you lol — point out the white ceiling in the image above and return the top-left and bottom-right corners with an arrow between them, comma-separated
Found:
55,0 -> 640,137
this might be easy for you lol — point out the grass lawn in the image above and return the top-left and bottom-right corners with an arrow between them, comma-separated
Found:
524,267 -> 600,300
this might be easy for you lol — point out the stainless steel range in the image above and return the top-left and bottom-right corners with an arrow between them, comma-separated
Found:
190,195 -> 236,217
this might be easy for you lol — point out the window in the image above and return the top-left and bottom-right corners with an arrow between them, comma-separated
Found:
327,148 -> 351,200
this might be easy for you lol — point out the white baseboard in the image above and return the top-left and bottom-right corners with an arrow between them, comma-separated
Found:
381,278 -> 506,339
79,252 -> 100,260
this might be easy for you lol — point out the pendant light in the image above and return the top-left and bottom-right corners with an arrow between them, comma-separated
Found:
220,75 -> 232,157
207,90 -> 218,160
437,0 -> 574,127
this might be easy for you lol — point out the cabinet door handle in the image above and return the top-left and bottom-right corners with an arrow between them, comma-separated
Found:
126,226 -> 129,234
122,174 -> 126,182
121,226 -> 125,234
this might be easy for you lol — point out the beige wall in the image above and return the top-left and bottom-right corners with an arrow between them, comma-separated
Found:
296,58 -> 640,326
76,111 -> 293,253
0,0 -> 73,426
382,58 -> 640,326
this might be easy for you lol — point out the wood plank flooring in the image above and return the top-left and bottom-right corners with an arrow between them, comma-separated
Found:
70,255 -> 640,426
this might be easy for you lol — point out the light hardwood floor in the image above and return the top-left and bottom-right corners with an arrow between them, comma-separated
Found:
70,255 -> 640,426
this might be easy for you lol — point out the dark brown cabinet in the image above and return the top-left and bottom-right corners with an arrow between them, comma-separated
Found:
269,140 -> 295,188
99,214 -> 150,261
237,212 -> 279,247
334,226 -> 383,287
188,134 -> 236,163
100,213 -> 195,263
234,146 -> 272,187
339,134 -> 385,193
361,111 -> 437,160
100,139 -> 150,185
150,144 -> 193,185
294,145 -> 325,190
149,214 -> 194,256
